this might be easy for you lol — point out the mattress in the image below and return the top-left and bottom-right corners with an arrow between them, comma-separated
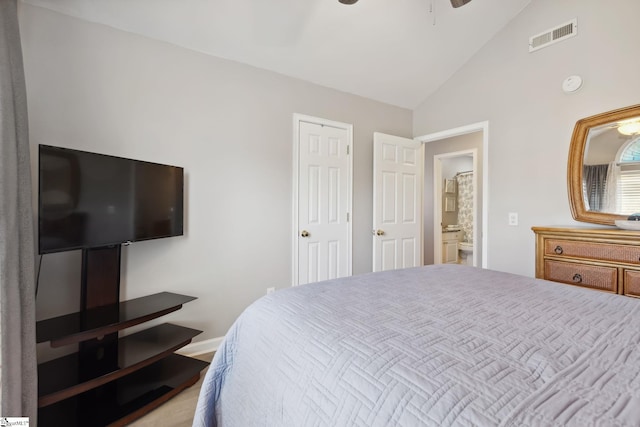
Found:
193,264 -> 640,426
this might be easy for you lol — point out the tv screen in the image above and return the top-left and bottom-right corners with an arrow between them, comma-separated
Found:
38,145 -> 184,254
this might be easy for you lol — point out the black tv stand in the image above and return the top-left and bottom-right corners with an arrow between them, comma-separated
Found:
37,246 -> 208,426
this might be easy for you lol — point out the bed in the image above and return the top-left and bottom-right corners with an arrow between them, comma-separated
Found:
192,264 -> 640,426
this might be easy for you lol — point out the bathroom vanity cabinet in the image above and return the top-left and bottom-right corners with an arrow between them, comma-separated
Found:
442,230 -> 462,264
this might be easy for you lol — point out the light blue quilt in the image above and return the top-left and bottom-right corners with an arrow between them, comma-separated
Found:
193,265 -> 640,426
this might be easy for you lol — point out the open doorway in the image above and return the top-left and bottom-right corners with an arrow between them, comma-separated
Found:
433,150 -> 477,266
417,122 -> 488,268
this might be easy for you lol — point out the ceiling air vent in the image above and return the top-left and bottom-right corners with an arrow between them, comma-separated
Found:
529,18 -> 577,53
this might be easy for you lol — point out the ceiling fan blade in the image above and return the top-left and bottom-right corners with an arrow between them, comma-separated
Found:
451,0 -> 473,7
339,0 -> 471,7
339,0 -> 472,7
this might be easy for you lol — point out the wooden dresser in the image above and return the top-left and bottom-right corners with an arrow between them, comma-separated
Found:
532,226 -> 640,298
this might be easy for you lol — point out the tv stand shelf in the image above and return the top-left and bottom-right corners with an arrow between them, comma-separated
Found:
38,323 -> 202,407
39,354 -> 209,427
36,292 -> 196,347
37,246 -> 207,427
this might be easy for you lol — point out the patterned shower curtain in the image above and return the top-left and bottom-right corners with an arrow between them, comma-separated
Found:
456,172 -> 473,243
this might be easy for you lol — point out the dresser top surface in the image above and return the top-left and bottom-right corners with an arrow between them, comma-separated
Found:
532,225 -> 640,240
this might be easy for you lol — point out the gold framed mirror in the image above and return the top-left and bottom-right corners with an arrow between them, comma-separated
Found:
568,104 -> 640,225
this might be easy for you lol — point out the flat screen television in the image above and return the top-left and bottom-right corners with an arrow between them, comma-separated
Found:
38,145 -> 184,254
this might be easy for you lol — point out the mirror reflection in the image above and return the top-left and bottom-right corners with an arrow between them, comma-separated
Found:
583,114 -> 640,215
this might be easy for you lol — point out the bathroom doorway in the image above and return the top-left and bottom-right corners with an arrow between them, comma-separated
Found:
417,122 -> 488,268
434,150 -> 478,266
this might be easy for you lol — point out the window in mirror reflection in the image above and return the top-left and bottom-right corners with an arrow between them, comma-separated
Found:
583,116 -> 640,215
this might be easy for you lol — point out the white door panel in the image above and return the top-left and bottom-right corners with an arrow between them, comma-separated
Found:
296,119 -> 351,285
373,132 -> 423,272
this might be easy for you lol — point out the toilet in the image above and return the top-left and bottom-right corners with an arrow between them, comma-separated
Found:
458,241 -> 473,265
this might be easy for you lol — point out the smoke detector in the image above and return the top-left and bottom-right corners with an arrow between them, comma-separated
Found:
562,75 -> 583,93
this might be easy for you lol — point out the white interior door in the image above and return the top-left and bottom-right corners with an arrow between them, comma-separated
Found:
295,117 -> 352,285
373,132 -> 423,272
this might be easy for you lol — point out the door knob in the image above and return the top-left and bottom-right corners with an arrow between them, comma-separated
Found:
375,229 -> 385,236
301,230 -> 310,238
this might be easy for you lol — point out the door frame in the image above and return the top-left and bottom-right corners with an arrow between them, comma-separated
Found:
292,113 -> 353,286
433,149 -> 477,266
416,121 -> 489,268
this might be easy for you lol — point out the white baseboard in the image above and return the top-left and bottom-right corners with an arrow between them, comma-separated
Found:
177,336 -> 224,357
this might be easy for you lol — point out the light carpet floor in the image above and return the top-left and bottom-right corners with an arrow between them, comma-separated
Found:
127,352 -> 213,427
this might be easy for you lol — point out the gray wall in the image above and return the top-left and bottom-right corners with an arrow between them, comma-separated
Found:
414,0 -> 640,277
22,0 -> 640,350
19,4 -> 412,347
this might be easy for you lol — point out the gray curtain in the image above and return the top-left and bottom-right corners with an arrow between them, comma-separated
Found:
0,0 -> 37,423
583,164 -> 609,212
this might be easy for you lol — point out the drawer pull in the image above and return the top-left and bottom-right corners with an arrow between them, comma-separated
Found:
554,245 -> 564,255
572,273 -> 583,283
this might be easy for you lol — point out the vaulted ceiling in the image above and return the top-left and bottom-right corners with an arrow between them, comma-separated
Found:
22,0 -> 531,109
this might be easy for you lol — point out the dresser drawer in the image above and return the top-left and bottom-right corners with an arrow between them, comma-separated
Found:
545,239 -> 640,265
623,270 -> 640,298
544,260 -> 617,293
